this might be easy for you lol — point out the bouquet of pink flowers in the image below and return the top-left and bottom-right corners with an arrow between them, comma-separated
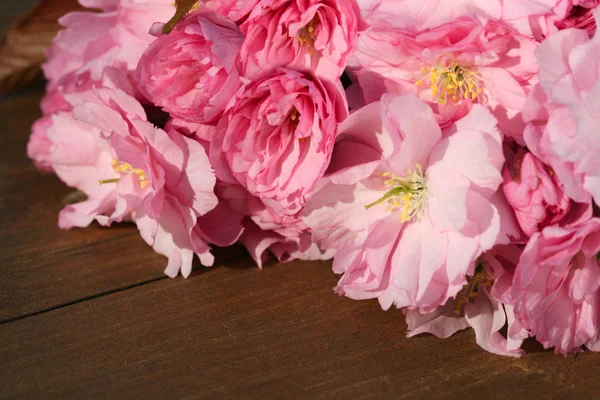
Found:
28,0 -> 600,357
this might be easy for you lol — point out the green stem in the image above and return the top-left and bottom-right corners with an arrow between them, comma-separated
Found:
98,178 -> 120,185
364,186 -> 406,210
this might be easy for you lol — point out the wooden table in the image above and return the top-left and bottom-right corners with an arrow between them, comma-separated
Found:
1,91 -> 599,399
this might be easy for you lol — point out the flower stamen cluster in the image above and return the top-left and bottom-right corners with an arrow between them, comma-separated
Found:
289,107 -> 300,132
416,62 -> 483,104
99,159 -> 148,189
365,164 -> 427,222
298,14 -> 320,54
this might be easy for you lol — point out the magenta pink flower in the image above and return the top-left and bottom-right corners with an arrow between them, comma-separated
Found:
135,11 -> 244,125
211,68 -> 348,217
238,0 -> 363,81
43,0 -> 172,87
503,151 -> 574,236
523,10 -> 600,207
512,220 -> 600,354
350,17 -> 538,137
303,94 -> 515,313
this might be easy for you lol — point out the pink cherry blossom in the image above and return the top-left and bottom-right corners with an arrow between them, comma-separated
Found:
218,182 -> 333,267
43,0 -> 172,87
405,246 -> 528,357
523,10 -> 600,206
241,219 -> 335,268
135,11 -> 244,125
349,16 -> 538,137
46,87 -> 223,277
502,150 -> 590,236
238,0 -> 363,81
201,0 -> 260,22
555,1 -> 599,35
303,94 -> 511,313
512,220 -> 600,355
210,68 -> 348,217
28,67 -> 135,173
27,116 -> 54,172
356,0 -> 565,35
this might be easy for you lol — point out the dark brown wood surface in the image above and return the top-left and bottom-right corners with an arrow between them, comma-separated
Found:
1,91 -> 600,399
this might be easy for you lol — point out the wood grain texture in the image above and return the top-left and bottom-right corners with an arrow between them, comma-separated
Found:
0,92 -> 245,323
0,0 -> 84,93
2,258 -> 600,399
2,91 -> 600,399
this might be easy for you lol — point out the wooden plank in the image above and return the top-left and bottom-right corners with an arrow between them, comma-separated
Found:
0,92 -> 246,322
1,257 -> 599,399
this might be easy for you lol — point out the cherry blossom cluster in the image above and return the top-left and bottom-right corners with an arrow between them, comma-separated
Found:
28,0 -> 600,356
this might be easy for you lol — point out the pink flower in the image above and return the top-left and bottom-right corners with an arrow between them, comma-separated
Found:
303,94 -> 513,312
238,0 -> 363,81
405,246 -> 528,357
218,182 -> 334,267
210,68 -> 348,216
43,0 -> 172,87
27,117 -> 54,172
135,11 -> 244,125
523,11 -> 600,206
28,68 -> 135,173
47,87 -> 225,277
201,0 -> 260,22
502,150 -> 579,236
555,1 -> 599,36
357,0 -> 566,38
512,220 -> 600,354
349,17 -> 538,137
241,219 -> 335,268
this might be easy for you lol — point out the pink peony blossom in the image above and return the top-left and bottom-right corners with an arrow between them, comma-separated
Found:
303,94 -> 513,313
512,220 -> 600,354
349,16 -> 538,137
43,0 -> 172,88
210,68 -> 348,217
135,11 -> 244,125
238,0 -> 363,81
523,10 -> 600,206
502,150 -> 579,236
46,87 -> 225,277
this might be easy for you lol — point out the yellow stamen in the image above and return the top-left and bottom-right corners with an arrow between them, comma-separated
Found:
366,164 -> 427,222
99,160 -> 149,189
298,14 -> 320,54
416,61 -> 483,104
289,107 -> 300,133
